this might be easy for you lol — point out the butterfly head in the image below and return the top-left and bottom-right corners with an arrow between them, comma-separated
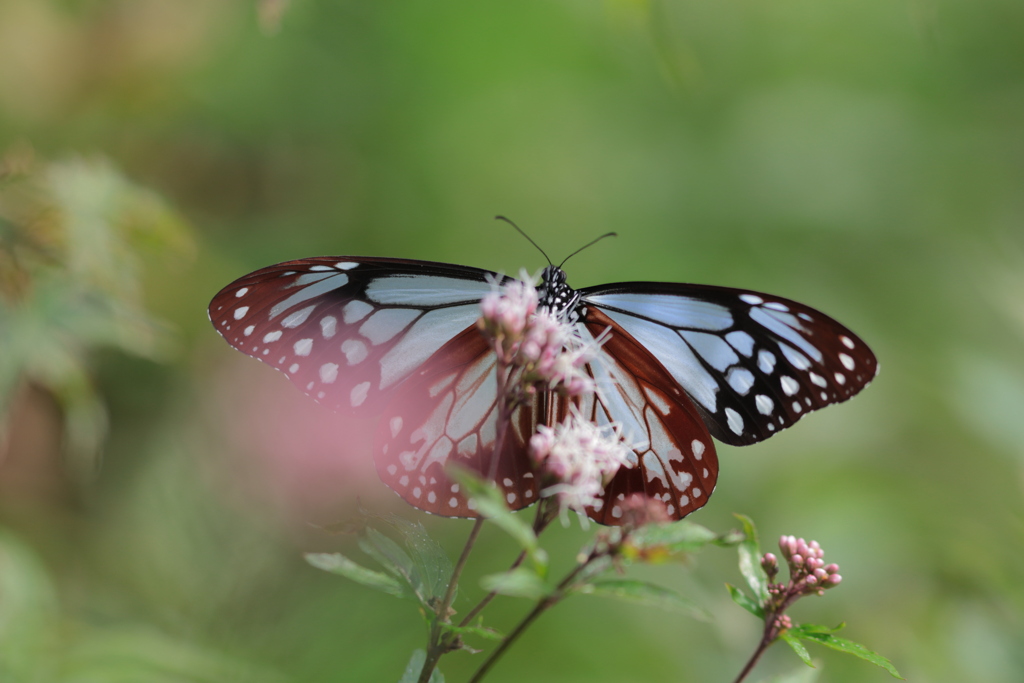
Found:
538,265 -> 580,319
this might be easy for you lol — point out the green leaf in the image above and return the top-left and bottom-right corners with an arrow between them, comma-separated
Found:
439,623 -> 503,641
379,515 -> 453,602
359,528 -> 430,603
479,567 -> 552,599
781,631 -> 815,667
398,649 -> 444,683
792,622 -> 844,636
629,520 -> 717,550
795,632 -> 904,679
725,583 -> 764,618
304,553 -> 408,598
449,467 -> 548,571
734,513 -> 769,604
576,579 -> 710,621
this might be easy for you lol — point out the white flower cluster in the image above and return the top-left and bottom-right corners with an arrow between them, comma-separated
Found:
529,409 -> 638,515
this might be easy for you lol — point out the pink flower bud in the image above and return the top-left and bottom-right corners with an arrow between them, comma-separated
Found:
825,563 -> 840,574
827,574 -> 842,587
790,554 -> 804,566
805,575 -> 817,585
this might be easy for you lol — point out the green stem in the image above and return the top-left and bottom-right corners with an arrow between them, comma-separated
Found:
457,499 -> 555,628
731,626 -> 776,683
416,516 -> 485,683
466,546 -> 598,683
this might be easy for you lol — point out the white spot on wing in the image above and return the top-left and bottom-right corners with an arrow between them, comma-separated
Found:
758,349 -> 776,374
840,335 -> 855,349
320,316 -> 337,339
780,376 -> 799,395
341,339 -> 368,365
282,305 -> 316,328
586,293 -> 733,331
809,372 -> 827,387
263,331 -> 282,343
343,300 -> 373,324
834,372 -> 846,385
390,416 -> 403,438
725,407 -> 744,435
681,330 -> 739,371
755,394 -> 774,415
350,381 -> 370,407
243,325 -> 255,336
780,344 -> 811,370
643,386 -> 672,415
233,307 -> 249,320
691,439 -> 705,460
839,353 -> 855,370
749,308 -> 823,362
359,308 -> 420,345
319,363 -> 339,384
235,288 -> 248,297
740,294 -> 763,305
726,330 -> 755,357
270,274 -> 349,319
727,367 -> 755,395
365,276 -> 491,306
336,262 -> 359,270
294,338 -> 314,356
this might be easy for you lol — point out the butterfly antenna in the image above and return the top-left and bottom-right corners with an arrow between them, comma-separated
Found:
495,215 -> 552,266
558,232 -> 617,269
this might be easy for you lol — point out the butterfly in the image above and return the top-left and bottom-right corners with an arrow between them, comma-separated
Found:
208,254 -> 877,525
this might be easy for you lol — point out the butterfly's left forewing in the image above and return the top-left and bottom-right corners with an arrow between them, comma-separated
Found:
208,257 -> 503,414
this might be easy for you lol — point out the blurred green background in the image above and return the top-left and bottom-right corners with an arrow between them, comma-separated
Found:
1,0 -> 1023,681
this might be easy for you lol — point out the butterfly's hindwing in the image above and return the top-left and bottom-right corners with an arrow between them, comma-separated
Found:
581,283 -> 878,446
374,325 -> 539,517
576,309 -> 719,524
208,257 -> 503,414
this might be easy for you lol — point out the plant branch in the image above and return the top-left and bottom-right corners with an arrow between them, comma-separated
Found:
417,516 -> 485,683
466,545 -> 598,683
457,498 -> 555,628
731,626 -> 776,683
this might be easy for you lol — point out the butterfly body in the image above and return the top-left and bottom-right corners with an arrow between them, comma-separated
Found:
209,255 -> 876,525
